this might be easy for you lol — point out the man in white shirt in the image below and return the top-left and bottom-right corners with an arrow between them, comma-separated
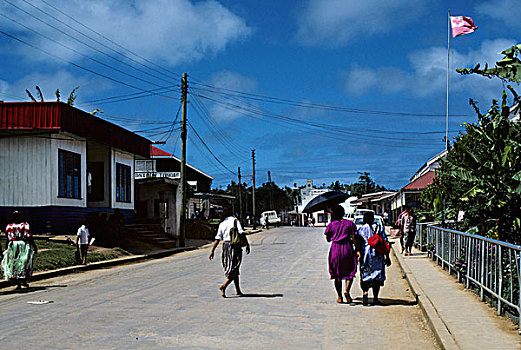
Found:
76,223 -> 90,265
209,212 -> 250,297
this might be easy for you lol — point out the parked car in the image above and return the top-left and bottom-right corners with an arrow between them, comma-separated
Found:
354,209 -> 375,217
260,210 -> 281,227
353,215 -> 385,233
345,208 -> 375,221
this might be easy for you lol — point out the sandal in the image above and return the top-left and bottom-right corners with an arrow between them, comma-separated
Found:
336,296 -> 343,303
344,292 -> 353,303
362,294 -> 369,306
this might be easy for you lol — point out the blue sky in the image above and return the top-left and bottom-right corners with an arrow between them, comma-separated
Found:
0,0 -> 519,190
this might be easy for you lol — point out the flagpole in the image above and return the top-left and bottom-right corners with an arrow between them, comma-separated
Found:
446,10 -> 450,151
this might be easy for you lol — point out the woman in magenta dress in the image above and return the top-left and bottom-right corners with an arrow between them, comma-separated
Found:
324,205 -> 358,303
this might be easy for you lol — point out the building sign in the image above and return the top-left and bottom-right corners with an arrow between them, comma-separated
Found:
134,172 -> 180,179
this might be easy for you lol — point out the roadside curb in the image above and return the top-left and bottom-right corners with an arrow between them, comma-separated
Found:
390,237 -> 459,350
0,246 -> 197,290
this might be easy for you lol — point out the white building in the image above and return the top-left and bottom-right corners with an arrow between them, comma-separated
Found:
0,102 -> 151,234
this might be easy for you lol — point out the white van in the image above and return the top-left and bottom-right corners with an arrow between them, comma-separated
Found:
260,210 -> 281,227
354,209 -> 375,217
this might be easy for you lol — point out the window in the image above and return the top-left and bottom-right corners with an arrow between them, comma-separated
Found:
116,163 -> 131,203
135,160 -> 156,172
58,149 -> 81,199
317,214 -> 328,223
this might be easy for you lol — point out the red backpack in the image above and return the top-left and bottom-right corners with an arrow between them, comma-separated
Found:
368,227 -> 390,256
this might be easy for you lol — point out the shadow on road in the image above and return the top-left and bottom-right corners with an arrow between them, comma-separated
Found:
347,297 -> 417,306
0,284 -> 67,295
227,293 -> 283,298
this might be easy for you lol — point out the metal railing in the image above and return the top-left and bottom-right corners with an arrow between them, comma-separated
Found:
416,224 -> 521,328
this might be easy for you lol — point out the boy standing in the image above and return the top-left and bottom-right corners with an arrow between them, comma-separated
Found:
76,223 -> 90,265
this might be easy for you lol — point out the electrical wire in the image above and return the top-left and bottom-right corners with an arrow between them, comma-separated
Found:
187,121 -> 236,175
0,29 -> 178,98
193,93 -> 449,148
80,85 -> 180,106
37,0 -> 182,80
190,95 -> 250,162
189,81 -> 470,118
10,0 -> 180,85
0,11 -> 169,89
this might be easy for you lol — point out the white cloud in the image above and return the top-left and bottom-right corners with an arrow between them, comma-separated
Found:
206,71 -> 258,122
0,0 -> 251,66
345,65 -> 410,96
296,0 -> 427,47
0,70 -> 111,103
476,0 -> 521,28
344,38 -> 516,101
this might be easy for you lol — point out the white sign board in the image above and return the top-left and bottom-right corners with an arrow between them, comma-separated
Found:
134,172 -> 180,179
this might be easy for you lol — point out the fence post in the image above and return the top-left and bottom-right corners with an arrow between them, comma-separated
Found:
441,229 -> 445,270
466,237 -> 471,289
516,251 -> 521,333
497,246 -> 502,315
447,232 -> 454,276
480,240 -> 485,302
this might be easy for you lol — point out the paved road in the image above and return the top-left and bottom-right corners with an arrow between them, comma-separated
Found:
0,227 -> 438,349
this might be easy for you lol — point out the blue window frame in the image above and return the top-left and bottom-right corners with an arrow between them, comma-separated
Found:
116,163 -> 131,203
58,149 -> 81,199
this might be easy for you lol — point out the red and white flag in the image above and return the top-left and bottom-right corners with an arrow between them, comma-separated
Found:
450,16 -> 478,37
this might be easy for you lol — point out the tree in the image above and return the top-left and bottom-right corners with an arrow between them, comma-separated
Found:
25,86 -> 80,106
422,44 -> 521,243
351,171 -> 381,196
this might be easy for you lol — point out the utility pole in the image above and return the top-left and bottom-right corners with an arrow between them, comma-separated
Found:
179,73 -> 188,247
230,180 -> 235,215
268,170 -> 274,209
238,167 -> 243,219
252,150 -> 256,229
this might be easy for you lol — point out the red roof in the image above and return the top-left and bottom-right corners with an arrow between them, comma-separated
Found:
150,146 -> 172,157
402,171 -> 435,190
0,102 -> 151,158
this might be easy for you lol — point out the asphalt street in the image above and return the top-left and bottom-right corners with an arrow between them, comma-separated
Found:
0,227 -> 438,349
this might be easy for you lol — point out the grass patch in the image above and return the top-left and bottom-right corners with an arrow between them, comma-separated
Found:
113,246 -> 132,256
32,240 -> 119,272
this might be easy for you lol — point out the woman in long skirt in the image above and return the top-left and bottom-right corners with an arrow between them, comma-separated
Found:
1,211 -> 38,289
357,211 -> 391,305
325,205 -> 358,303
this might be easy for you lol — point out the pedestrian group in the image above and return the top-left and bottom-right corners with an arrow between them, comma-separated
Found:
209,204 -> 413,305
325,205 -> 391,305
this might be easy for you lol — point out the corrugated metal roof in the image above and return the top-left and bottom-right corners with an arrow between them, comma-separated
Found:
0,102 -> 151,158
150,145 -> 172,157
150,145 -> 214,180
402,171 -> 435,190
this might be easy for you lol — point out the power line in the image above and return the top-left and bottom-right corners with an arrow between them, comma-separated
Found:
37,0 -> 182,81
0,29 -> 178,100
193,93 -> 448,147
189,81 -> 470,118
187,121 -> 236,176
190,95 -> 250,162
0,10 -> 169,89
80,85 -> 179,106
9,0 -> 180,86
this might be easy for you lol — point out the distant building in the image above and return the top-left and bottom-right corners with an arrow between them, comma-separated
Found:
351,191 -> 396,216
0,102 -> 150,234
390,150 -> 447,222
134,146 -> 216,237
287,179 -> 332,227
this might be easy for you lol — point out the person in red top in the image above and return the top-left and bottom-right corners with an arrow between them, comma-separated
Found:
1,211 -> 38,289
